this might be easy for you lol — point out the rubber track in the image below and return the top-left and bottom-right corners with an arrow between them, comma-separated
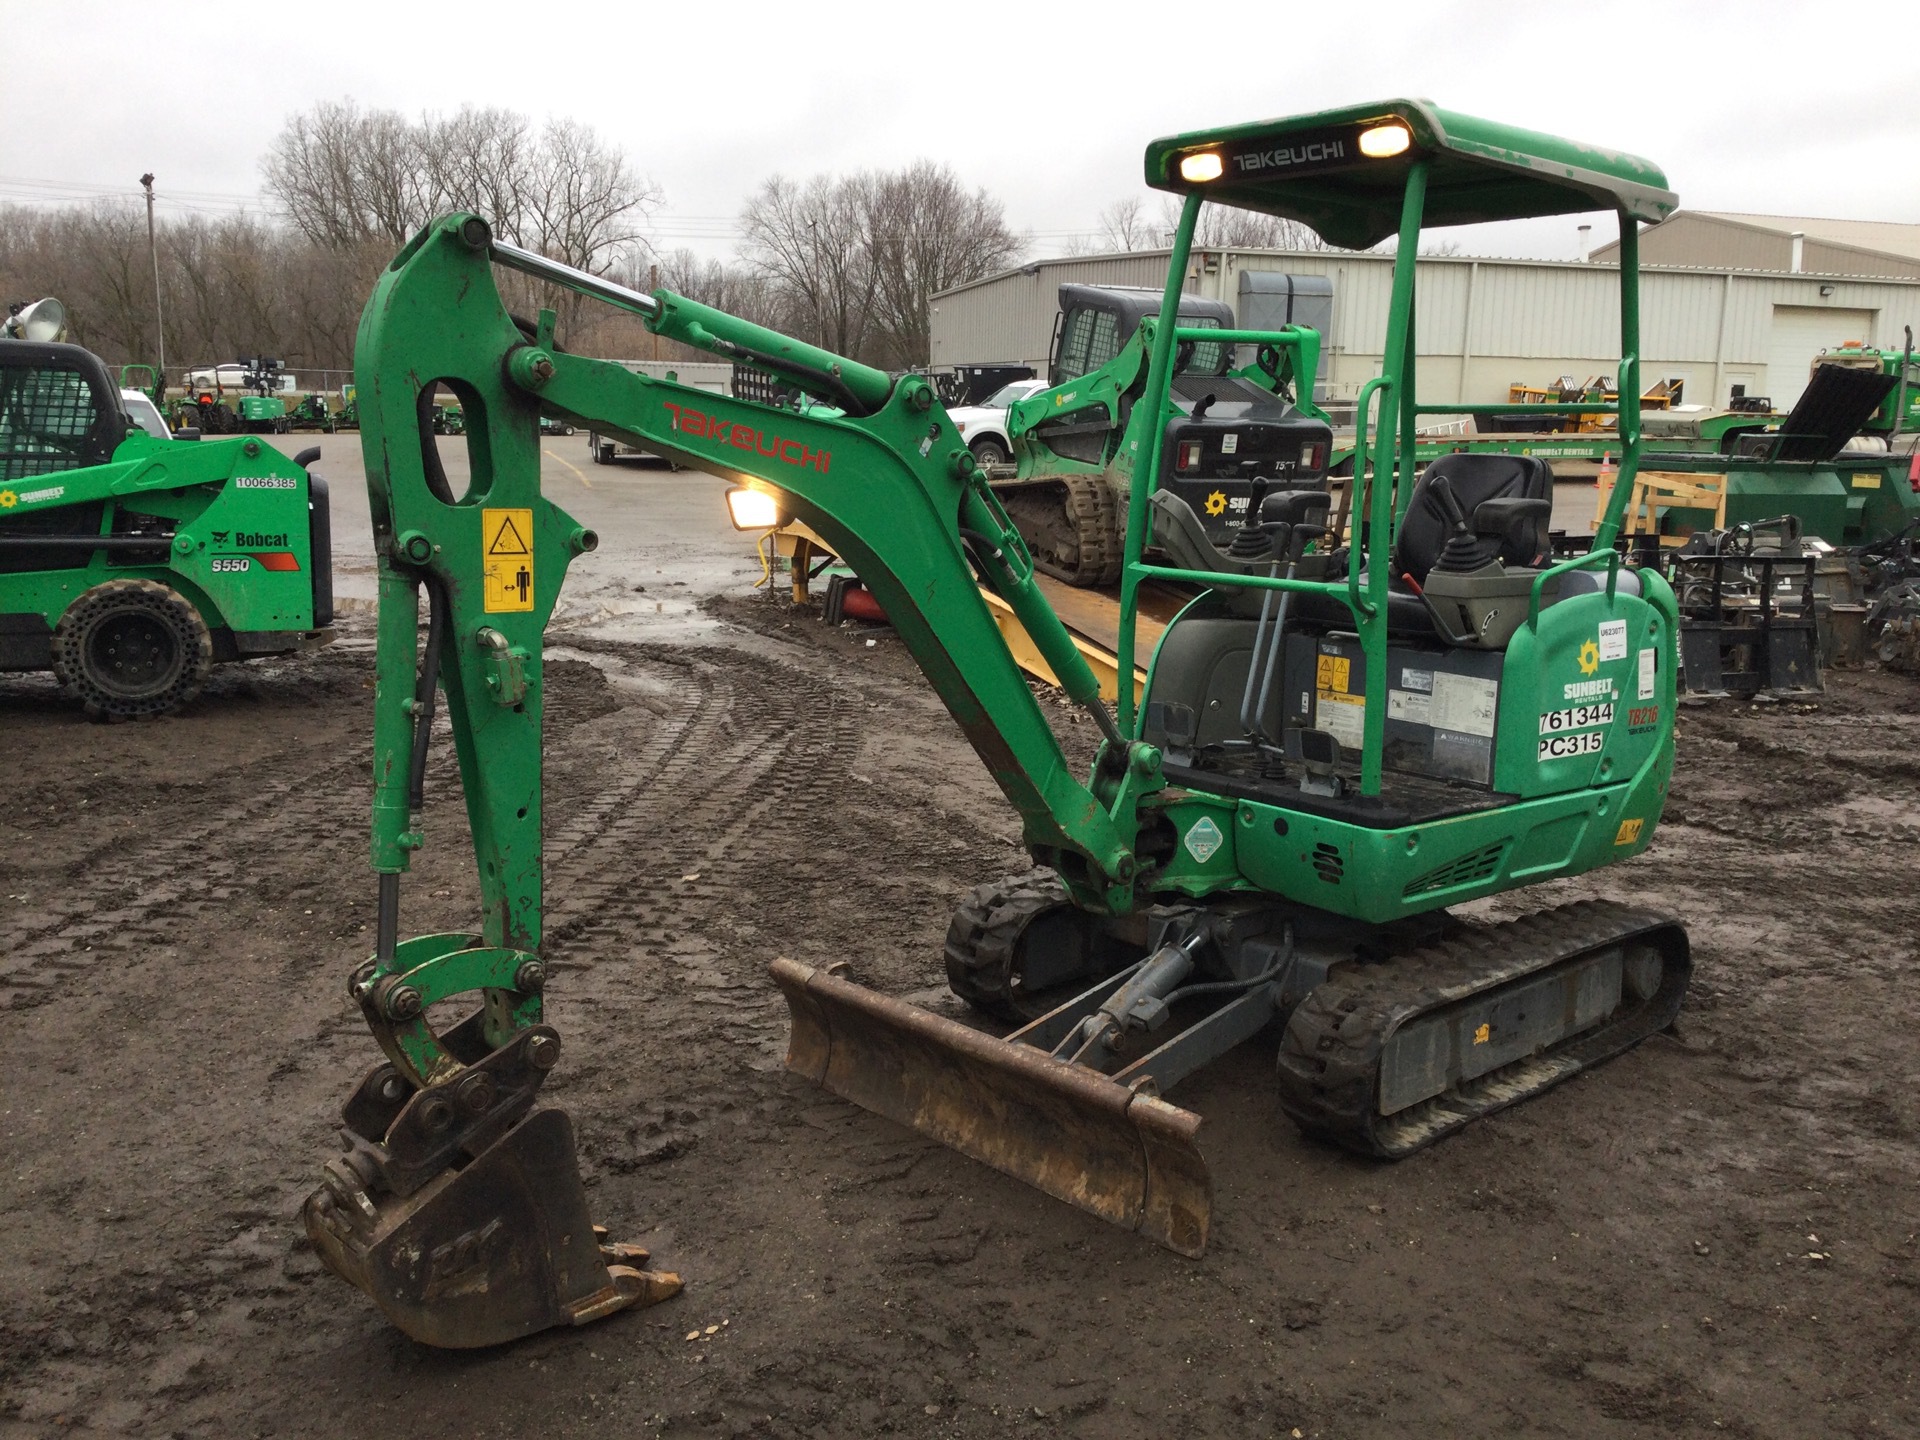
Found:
1275,900 -> 1689,1158
941,869 -> 1071,1021
1001,475 -> 1121,588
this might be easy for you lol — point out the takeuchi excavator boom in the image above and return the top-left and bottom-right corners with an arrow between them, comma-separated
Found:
312,99 -> 1690,1351
306,214 -> 1181,1345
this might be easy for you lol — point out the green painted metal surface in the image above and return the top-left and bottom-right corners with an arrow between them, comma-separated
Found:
1143,98 -> 1675,250
1005,309 -> 1326,486
0,429 -> 322,636
352,100 -> 1686,1074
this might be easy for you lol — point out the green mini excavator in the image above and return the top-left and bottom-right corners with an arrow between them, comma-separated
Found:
308,99 -> 1690,1348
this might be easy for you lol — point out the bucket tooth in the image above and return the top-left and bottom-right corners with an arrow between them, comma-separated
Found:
304,1106 -> 680,1348
772,957 -> 1211,1257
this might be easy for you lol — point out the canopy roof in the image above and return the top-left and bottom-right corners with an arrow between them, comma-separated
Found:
1144,99 -> 1676,251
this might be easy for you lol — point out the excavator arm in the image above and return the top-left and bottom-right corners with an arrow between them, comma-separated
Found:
306,214 -> 1172,1345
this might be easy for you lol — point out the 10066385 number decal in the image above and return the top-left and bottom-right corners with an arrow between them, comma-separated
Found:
1539,702 -> 1612,734
1538,730 -> 1605,761
210,556 -> 252,574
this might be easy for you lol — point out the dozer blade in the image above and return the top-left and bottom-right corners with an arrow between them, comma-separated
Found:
771,958 -> 1211,1256
304,1107 -> 682,1348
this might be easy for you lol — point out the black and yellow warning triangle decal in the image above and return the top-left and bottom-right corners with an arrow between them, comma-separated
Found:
487,512 -> 531,556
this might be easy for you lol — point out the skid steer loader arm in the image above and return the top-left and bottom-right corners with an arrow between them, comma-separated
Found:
309,214 -> 1202,1346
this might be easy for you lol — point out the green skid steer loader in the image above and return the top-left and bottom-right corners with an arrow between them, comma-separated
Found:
991,283 -> 1334,585
308,99 -> 1689,1348
0,308 -> 334,717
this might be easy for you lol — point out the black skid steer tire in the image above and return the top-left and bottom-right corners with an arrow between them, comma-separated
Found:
51,579 -> 213,720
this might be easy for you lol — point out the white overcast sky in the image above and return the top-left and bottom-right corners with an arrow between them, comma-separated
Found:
5,0 -> 1917,266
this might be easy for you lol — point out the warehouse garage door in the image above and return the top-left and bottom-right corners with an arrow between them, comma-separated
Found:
1767,305 -> 1876,409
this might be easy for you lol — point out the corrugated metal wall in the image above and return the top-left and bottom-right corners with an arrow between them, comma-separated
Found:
931,249 -> 1920,410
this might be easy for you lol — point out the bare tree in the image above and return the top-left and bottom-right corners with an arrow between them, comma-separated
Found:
265,100 -> 658,274
520,119 -> 659,275
738,173 -> 878,357
739,163 -> 1022,367
264,99 -> 423,247
864,161 -> 1022,369
423,106 -> 535,244
647,248 -> 782,328
1159,197 -> 1331,251
1097,195 -> 1158,252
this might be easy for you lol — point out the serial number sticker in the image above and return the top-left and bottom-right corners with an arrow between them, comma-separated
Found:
210,556 -> 251,573
1539,702 -> 1614,735
1599,619 -> 1628,662
1538,730 -> 1605,762
234,476 -> 298,490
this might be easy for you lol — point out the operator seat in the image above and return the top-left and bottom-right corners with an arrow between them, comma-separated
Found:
1392,452 -> 1554,585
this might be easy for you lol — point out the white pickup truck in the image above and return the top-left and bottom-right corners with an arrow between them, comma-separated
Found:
946,378 -> 1047,466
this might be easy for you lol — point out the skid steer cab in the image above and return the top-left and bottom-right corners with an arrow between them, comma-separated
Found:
995,282 -> 1336,586
0,332 -> 333,717
321,96 -> 1689,1350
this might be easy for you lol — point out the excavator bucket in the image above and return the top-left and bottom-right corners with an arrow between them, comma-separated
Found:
304,1105 -> 682,1349
771,958 -> 1212,1256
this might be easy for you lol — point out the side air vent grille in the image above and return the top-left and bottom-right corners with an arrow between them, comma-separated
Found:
1404,843 -> 1508,898
1311,842 -> 1344,885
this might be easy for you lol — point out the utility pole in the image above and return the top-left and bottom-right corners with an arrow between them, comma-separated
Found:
140,173 -> 167,382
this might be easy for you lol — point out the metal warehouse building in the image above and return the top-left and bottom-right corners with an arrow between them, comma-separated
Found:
931,214 -> 1920,415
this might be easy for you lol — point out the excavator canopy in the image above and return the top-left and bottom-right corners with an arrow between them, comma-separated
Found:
1144,98 -> 1676,250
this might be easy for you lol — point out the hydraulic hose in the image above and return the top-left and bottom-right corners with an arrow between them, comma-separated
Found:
408,572 -> 450,812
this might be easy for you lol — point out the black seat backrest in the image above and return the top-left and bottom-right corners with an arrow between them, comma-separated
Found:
1392,452 -> 1554,585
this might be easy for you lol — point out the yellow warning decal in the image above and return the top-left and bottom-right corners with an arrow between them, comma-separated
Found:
1614,817 -> 1645,846
483,507 -> 535,613
1472,1022 -> 1491,1045
1315,654 -> 1351,693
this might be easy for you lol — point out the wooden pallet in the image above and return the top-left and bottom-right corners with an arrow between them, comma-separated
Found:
1594,468 -> 1727,543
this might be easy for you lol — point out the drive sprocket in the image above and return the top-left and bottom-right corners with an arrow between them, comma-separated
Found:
943,869 -> 1132,1021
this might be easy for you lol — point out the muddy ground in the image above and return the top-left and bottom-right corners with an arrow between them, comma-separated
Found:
3,597 -> 1919,1439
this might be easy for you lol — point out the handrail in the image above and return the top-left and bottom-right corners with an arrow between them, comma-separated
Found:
1133,563 -> 1360,602
1346,374 -> 1392,620
1167,325 -> 1313,345
1526,548 -> 1622,628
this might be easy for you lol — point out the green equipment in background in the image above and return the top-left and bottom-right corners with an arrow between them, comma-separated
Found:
334,383 -> 359,431
0,331 -> 333,717
118,363 -> 165,409
311,99 -> 1694,1350
287,392 -> 336,432
998,284 -> 1332,584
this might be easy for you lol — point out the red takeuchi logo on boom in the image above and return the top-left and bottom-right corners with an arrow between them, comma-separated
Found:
662,402 -> 830,473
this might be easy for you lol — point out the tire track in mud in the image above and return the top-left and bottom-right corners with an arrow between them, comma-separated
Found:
1,750 -> 373,1010
538,644 -> 864,1089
